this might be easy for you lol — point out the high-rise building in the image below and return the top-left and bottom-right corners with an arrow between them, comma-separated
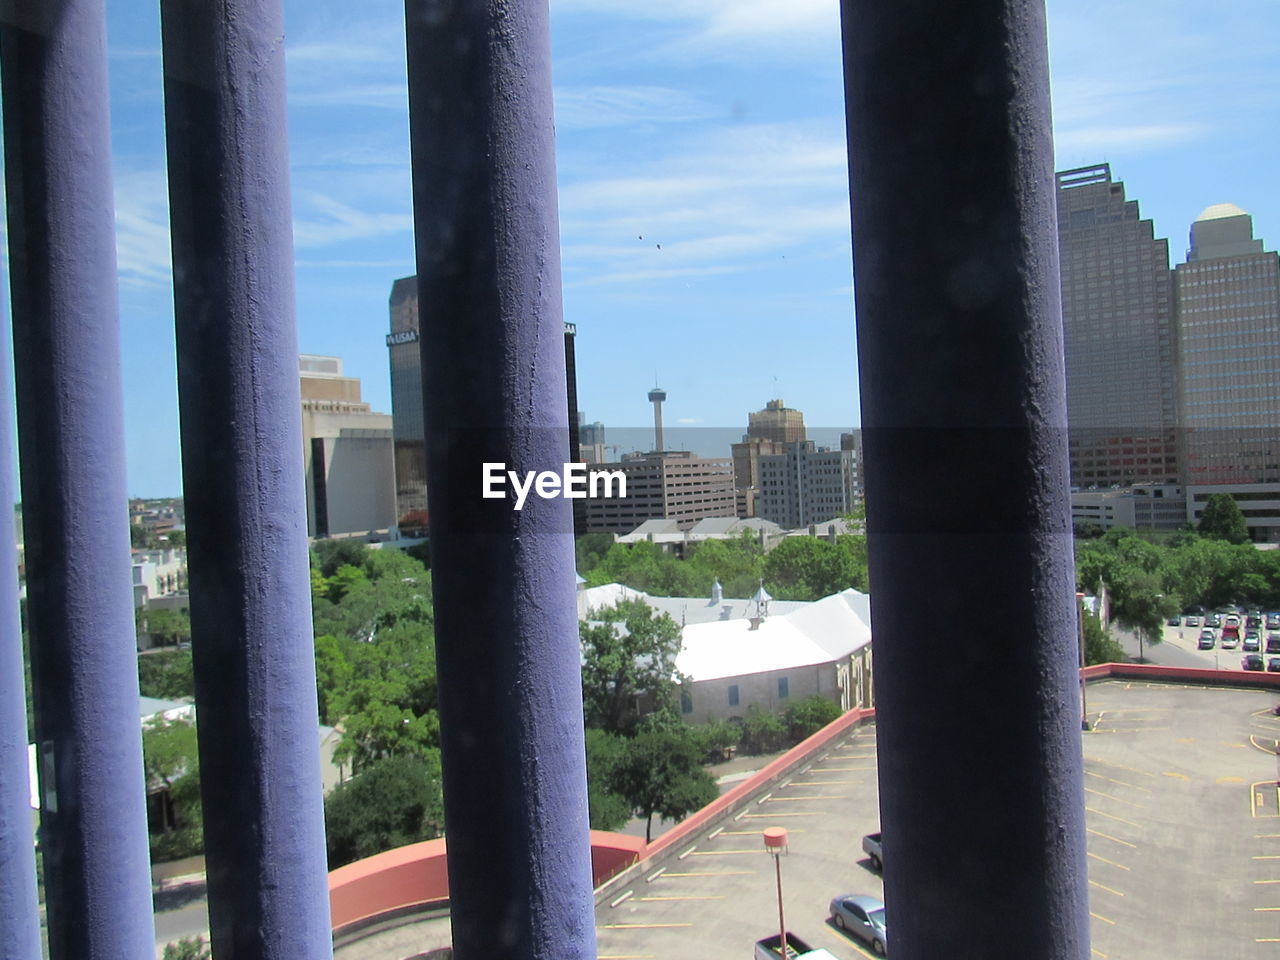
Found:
747,398 -> 806,444
582,450 -> 737,533
1176,203 -> 1280,540
299,355 -> 396,538
387,276 -> 584,535
387,276 -> 427,533
1056,165 -> 1178,487
756,440 -> 860,529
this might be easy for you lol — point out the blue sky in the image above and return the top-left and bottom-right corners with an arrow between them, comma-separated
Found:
69,1 -> 1280,494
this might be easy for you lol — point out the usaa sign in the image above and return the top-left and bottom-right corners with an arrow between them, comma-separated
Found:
386,329 -> 419,347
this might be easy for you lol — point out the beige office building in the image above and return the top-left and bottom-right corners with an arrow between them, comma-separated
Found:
582,450 -> 737,533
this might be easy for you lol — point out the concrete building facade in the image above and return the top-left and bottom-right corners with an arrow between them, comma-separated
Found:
746,398 -> 806,444
1070,484 -> 1187,533
387,277 -> 428,534
1057,165 -> 1179,488
1174,204 -> 1280,541
582,450 -> 737,533
756,440 -> 860,529
300,356 -> 396,539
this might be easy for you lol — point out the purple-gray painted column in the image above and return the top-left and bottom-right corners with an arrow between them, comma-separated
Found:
841,2 -> 1088,959
159,2 -> 333,957
0,4 -> 157,958
404,2 -> 597,958
0,311 -> 40,960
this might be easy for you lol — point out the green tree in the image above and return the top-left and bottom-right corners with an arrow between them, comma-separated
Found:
684,533 -> 765,598
584,727 -> 631,831
575,532 -> 616,577
782,695 -> 842,742
1082,611 -> 1125,666
580,599 -> 685,735
137,648 -> 195,700
162,937 -> 211,960
142,716 -> 203,860
762,535 -> 867,601
1198,493 -> 1250,544
139,607 -> 192,647
739,704 -> 788,755
608,728 -> 718,842
1108,568 -> 1178,662
312,538 -> 372,578
324,752 -> 445,868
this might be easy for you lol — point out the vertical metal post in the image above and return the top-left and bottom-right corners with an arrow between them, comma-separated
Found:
160,1 -> 333,956
841,2 -> 1089,958
404,2 -> 596,957
0,309 -> 40,959
0,4 -> 157,958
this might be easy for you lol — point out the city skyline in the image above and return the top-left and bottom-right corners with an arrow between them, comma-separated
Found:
25,0 -> 1280,496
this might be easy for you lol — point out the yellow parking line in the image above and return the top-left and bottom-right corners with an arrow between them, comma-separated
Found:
1252,856 -> 1280,861
1217,776 -> 1245,784
1258,938 -> 1280,942
1163,771 -> 1190,781
1087,828 -> 1136,849
1257,834 -> 1280,839
1085,771 -> 1152,793
815,766 -> 875,772
1084,787 -> 1146,809
1223,741 -> 1248,749
1089,880 -> 1125,897
791,780 -> 852,785
764,795 -> 846,801
741,812 -> 822,818
660,871 -> 755,877
1087,852 -> 1131,871
1092,759 -> 1157,778
1087,807 -> 1141,828
1090,911 -> 1116,926
1092,950 -> 1108,958
1253,879 -> 1280,884
820,926 -> 877,959
1253,906 -> 1280,912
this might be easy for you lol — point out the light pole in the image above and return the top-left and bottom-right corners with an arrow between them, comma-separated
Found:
763,827 -> 788,956
1076,592 -> 1089,730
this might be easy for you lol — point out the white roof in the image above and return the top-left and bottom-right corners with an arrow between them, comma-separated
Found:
677,588 -> 873,682
578,582 -> 810,626
1195,202 -> 1249,222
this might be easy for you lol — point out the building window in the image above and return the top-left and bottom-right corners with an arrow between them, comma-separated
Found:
728,685 -> 739,707
778,677 -> 789,699
681,692 -> 693,714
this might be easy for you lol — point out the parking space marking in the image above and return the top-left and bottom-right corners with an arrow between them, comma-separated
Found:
1090,911 -> 1116,926
610,890 -> 634,907
1084,787 -> 1146,809
792,779 -> 852,785
719,829 -> 805,836
1085,770 -> 1152,793
1217,776 -> 1246,784
1252,781 -> 1280,818
687,849 -> 763,856
599,922 -> 694,929
1089,880 -> 1126,898
763,795 -> 846,801
1253,879 -> 1280,884
1223,741 -> 1249,749
1087,852 -> 1131,871
1252,856 -> 1280,861
1091,758 -> 1158,778
821,925 -> 877,959
741,812 -> 822,818
637,895 -> 725,902
659,870 -> 755,877
1091,950 -> 1107,958
1162,771 -> 1190,781
598,954 -> 655,958
1251,735 -> 1280,755
1087,828 -> 1137,848
1087,806 -> 1140,827
1253,906 -> 1280,912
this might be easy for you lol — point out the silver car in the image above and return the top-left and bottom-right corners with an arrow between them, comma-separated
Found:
830,894 -> 888,955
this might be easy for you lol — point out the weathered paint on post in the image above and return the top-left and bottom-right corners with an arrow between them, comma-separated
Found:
0,4 -> 157,957
0,305 -> 41,960
160,1 -> 334,956
841,2 -> 1089,958
404,1 -> 597,957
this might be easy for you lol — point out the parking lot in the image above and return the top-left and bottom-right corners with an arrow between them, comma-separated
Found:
598,680 -> 1280,960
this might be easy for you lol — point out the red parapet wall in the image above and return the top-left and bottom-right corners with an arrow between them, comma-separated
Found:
329,831 -> 646,933
1084,661 -> 1280,689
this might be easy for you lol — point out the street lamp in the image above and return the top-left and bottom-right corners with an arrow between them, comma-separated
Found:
763,827 -> 789,956
1076,592 -> 1089,730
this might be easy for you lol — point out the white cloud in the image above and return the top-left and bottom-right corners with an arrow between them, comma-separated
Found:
114,170 -> 173,288
554,85 -> 721,130
292,194 -> 412,249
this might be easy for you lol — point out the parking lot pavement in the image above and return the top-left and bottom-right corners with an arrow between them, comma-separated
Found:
595,727 -> 884,960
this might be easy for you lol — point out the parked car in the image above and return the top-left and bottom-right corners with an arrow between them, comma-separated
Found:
1167,615 -> 1182,627
1269,657 -> 1280,673
1223,633 -> 1241,650
1247,613 -> 1263,629
1245,631 -> 1262,652
1243,654 -> 1265,671
1184,615 -> 1201,627
862,832 -> 883,871
1206,613 -> 1222,628
1267,613 -> 1280,631
1267,633 -> 1280,654
1198,631 -> 1216,650
829,894 -> 889,956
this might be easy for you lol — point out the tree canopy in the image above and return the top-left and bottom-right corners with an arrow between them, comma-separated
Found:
323,752 -> 445,868
579,598 -> 684,735
1198,493 -> 1250,544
